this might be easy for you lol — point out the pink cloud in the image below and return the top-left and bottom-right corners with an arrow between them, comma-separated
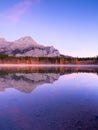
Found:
0,0 -> 33,24
8,0 -> 32,22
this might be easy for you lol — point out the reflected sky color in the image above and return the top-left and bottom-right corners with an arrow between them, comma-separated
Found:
0,0 -> 98,57
0,67 -> 98,129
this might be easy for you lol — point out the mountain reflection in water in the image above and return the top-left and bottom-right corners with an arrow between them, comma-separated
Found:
0,73 -> 60,93
0,66 -> 98,93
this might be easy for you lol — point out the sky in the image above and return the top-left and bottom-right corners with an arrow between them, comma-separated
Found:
0,0 -> 98,57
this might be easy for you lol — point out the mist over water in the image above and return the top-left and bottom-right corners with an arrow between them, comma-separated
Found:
0,66 -> 98,130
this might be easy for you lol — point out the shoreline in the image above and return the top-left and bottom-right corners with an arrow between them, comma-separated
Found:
0,64 -> 98,67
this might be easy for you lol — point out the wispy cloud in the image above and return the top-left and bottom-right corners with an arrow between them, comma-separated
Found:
0,0 -> 34,24
7,0 -> 32,22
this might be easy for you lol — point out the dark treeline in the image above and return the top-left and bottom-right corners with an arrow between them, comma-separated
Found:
0,54 -> 98,64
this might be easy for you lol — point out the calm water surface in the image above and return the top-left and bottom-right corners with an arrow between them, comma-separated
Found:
0,66 -> 98,130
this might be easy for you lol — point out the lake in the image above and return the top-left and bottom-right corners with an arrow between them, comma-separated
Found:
0,66 -> 98,130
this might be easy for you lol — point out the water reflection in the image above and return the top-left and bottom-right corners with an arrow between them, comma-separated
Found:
0,73 -> 60,93
0,65 -> 98,74
0,66 -> 98,93
0,66 -> 98,130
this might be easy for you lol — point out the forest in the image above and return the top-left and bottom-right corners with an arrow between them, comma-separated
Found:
0,54 -> 98,64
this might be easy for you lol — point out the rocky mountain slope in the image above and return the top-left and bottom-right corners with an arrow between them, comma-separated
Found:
0,36 -> 60,57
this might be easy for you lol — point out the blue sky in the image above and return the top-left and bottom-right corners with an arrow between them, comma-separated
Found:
0,0 -> 98,57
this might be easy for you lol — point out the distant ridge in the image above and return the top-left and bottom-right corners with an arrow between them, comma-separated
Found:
0,36 -> 62,57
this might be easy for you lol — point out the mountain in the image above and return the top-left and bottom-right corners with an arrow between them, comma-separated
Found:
0,36 -> 60,57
